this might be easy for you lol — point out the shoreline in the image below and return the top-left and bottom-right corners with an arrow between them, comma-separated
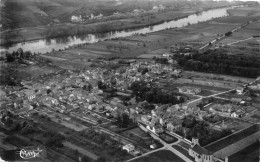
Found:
0,13 -> 194,47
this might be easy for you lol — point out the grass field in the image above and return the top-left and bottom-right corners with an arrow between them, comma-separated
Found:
126,127 -> 149,138
133,150 -> 185,162
62,141 -> 99,160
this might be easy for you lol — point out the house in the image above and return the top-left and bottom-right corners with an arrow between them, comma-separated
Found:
248,84 -> 260,90
174,111 -> 185,119
231,98 -> 243,104
122,144 -> 135,153
236,87 -> 244,95
167,118 -> 182,132
145,71 -> 156,78
96,104 -> 104,112
163,53 -> 170,58
150,144 -> 157,149
147,125 -> 164,134
141,115 -> 152,124
188,138 -> 214,162
0,90 -> 6,100
178,86 -> 201,95
167,104 -> 181,113
231,111 -> 244,118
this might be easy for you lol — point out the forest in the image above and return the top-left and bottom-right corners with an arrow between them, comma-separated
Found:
175,49 -> 260,78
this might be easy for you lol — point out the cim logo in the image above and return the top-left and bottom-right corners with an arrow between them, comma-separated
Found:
14,146 -> 45,161
19,147 -> 43,159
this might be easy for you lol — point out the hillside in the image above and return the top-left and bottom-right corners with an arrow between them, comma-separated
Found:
0,0 -> 232,30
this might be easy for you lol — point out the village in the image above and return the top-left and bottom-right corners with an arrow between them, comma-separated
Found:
0,1 -> 260,161
0,44 -> 260,162
70,4 -> 166,23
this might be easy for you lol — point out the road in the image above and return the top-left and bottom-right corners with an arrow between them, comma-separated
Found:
186,75 -> 260,105
226,37 -> 253,46
198,19 -> 256,51
186,89 -> 234,105
127,125 -> 193,162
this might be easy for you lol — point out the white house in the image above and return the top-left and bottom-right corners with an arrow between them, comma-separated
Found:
146,125 -> 164,134
122,144 -> 135,153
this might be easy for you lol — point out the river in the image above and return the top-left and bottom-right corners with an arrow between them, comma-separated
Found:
0,6 -> 242,54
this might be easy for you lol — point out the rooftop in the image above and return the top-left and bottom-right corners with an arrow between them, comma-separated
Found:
205,124 -> 260,153
192,144 -> 211,155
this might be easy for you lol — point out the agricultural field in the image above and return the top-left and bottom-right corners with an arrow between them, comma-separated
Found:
17,64 -> 59,78
125,127 -> 150,139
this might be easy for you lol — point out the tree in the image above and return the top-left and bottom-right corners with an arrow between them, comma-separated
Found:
13,123 -> 21,131
96,157 -> 106,162
24,51 -> 32,59
22,121 -> 27,128
81,156 -> 91,162
182,115 -> 197,128
116,116 -> 122,127
6,118 -> 13,125
97,80 -> 106,90
122,113 -> 129,128
97,119 -> 102,124
46,89 -> 52,94
17,48 -> 24,58
110,76 -> 117,85
141,68 -> 149,75
225,31 -> 232,37
6,53 -> 15,62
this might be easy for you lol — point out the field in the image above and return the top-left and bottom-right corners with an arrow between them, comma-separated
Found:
132,150 -> 185,162
17,64 -> 59,78
159,133 -> 178,144
62,141 -> 99,160
126,127 -> 150,138
35,5 -> 260,65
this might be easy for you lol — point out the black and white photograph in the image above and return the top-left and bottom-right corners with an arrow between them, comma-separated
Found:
0,0 -> 259,162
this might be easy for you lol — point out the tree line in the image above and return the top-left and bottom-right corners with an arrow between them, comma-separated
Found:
5,48 -> 35,62
176,49 -> 260,78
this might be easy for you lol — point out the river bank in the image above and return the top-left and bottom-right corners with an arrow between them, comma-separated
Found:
33,5 -> 260,70
0,2 -> 248,47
